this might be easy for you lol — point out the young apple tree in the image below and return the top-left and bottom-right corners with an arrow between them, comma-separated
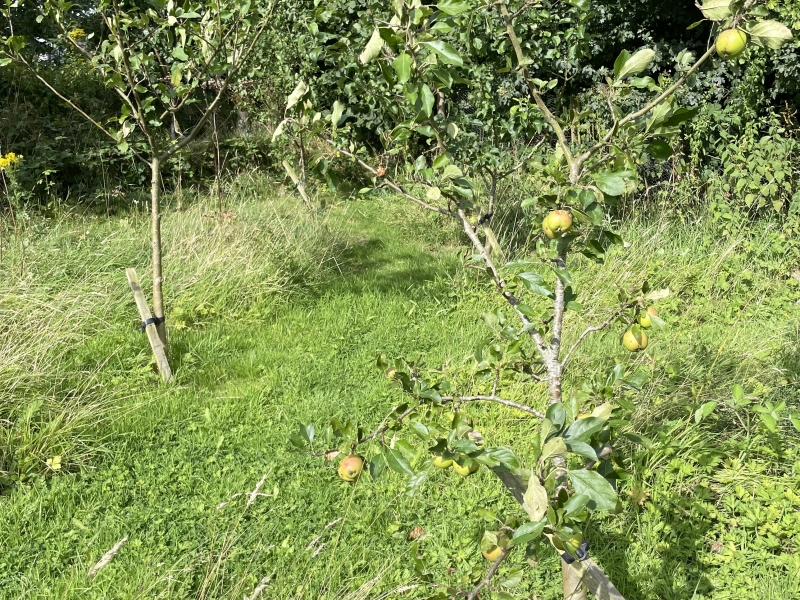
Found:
280,0 -> 791,597
1,0 -> 269,378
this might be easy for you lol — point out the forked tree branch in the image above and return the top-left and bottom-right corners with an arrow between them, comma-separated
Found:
464,546 -> 512,600
560,305 -> 633,369
441,395 -> 544,418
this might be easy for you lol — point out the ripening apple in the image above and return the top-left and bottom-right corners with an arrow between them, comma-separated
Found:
481,531 -> 509,561
452,459 -> 479,476
636,311 -> 652,329
622,328 -> 648,352
647,307 -> 659,317
543,209 -> 573,238
716,29 -> 747,60
433,455 -> 453,468
337,455 -> 364,482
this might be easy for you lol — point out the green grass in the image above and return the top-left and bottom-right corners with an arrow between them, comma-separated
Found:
0,178 -> 799,599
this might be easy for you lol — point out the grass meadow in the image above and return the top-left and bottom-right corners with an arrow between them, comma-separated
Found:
0,175 -> 798,599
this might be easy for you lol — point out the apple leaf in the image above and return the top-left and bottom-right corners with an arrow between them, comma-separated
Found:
383,447 -> 414,476
437,0 -> 470,16
509,518 -> 547,546
522,471 -> 549,522
748,20 -> 794,50
564,417 -> 605,443
648,139 -> 674,160
286,80 -> 309,111
331,101 -> 345,130
517,272 -> 553,297
563,493 -> 591,517
540,436 -> 567,462
568,469 -> 618,512
359,28 -> 384,64
613,50 -> 630,79
698,0 -> 733,21
616,48 -> 655,79
565,441 -> 598,462
392,53 -> 412,83
419,41 -> 464,66
592,172 -> 627,197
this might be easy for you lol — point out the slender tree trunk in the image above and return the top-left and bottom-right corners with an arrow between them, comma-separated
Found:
150,157 -> 167,345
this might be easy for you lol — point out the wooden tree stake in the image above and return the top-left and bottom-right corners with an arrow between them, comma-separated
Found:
493,469 -> 625,600
282,160 -> 312,209
126,268 -> 173,382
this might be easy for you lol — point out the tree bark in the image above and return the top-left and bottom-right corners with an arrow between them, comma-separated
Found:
150,157 -> 167,345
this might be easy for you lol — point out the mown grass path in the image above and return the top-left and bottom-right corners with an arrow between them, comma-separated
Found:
1,192 -> 798,599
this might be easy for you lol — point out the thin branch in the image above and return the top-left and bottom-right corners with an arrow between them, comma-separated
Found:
560,305 -> 632,369
160,16 -> 269,160
510,0 -> 538,20
355,405 -> 417,447
333,145 -> 450,215
441,395 -> 544,418
575,45 -> 717,171
496,0 -> 577,181
465,547 -> 512,600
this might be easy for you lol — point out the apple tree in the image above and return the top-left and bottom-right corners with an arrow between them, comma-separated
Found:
280,1 -> 792,598
0,0 -> 269,378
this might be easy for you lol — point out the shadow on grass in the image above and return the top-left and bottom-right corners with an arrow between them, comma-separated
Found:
309,235 -> 460,299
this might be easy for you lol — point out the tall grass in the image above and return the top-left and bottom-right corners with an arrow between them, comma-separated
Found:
0,174 -> 341,487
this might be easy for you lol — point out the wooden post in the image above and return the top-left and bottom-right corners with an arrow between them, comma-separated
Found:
282,160 -> 312,209
492,469 -> 626,600
126,268 -> 173,382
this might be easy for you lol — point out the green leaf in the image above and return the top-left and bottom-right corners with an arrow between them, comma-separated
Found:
286,80 -> 308,111
392,53 -> 412,84
172,46 -> 189,61
437,0 -> 470,16
622,432 -> 653,448
482,446 -> 519,469
446,122 -> 459,139
116,140 -> 129,153
408,420 -> 429,440
417,84 -> 435,119
522,471 -> 549,522
359,28 -> 384,64
748,20 -> 794,50
369,454 -> 386,480
565,441 -> 598,462
759,412 -> 777,433
564,417 -> 605,443
613,50 -> 630,79
568,470 -> 618,512
563,493 -> 590,517
509,518 -> 547,546
592,172 -> 626,197
790,414 -> 800,432
384,447 -> 414,476
331,101 -> 345,130
648,139 -> 674,160
272,119 -> 289,141
698,0 -> 733,21
443,164 -> 463,179
617,48 -> 655,79
517,272 -> 553,297
552,268 -> 573,286
694,401 -> 717,424
540,437 -> 566,462
420,41 -> 464,67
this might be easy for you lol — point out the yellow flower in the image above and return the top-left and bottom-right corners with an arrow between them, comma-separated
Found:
0,152 -> 21,171
69,28 -> 86,40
